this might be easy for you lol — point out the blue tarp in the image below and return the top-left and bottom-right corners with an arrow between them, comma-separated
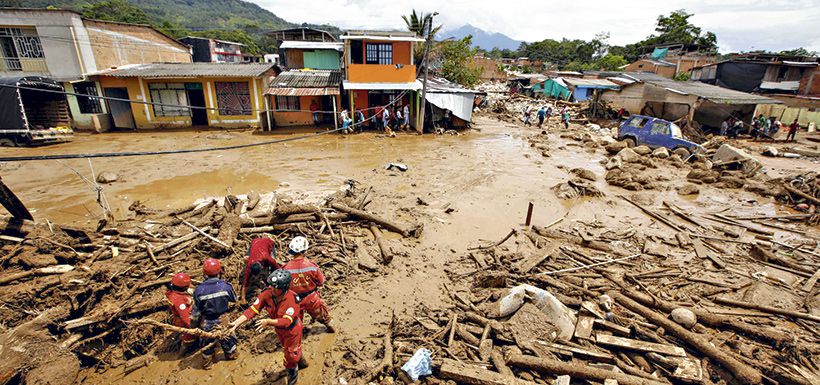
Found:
651,48 -> 668,60
532,79 -> 571,100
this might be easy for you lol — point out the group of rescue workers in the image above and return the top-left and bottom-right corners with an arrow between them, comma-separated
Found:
163,235 -> 332,384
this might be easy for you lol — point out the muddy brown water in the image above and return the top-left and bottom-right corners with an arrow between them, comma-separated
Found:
0,116 -> 812,384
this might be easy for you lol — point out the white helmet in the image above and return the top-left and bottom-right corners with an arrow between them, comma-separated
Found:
288,236 -> 309,255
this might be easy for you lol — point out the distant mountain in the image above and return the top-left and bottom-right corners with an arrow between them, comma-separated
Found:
442,24 -> 523,51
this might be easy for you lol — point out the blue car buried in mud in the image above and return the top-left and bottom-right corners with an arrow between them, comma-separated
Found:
616,115 -> 704,158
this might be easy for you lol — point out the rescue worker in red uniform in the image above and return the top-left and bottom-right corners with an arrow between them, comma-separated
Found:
228,270 -> 306,385
165,272 -> 197,348
239,237 -> 280,304
282,236 -> 334,333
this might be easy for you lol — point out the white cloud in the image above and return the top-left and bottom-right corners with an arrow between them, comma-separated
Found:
254,0 -> 820,53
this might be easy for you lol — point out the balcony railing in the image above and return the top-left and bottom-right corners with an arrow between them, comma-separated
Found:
0,57 -> 48,72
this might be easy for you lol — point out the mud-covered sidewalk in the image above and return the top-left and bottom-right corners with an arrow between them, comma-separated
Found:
1,115 -> 818,385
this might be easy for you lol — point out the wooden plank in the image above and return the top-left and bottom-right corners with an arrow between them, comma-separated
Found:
517,242 -> 559,273
594,319 -> 631,336
534,340 -> 613,361
596,334 -> 686,357
581,301 -> 606,319
802,268 -> 820,293
691,238 -> 725,269
574,316 -> 595,340
440,359 -> 538,385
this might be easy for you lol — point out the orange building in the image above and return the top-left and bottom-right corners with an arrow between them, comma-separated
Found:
341,30 -> 424,131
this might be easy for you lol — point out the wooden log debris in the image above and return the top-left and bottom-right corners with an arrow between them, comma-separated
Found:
507,354 -> 668,385
440,359 -> 538,385
0,264 -> 74,285
713,297 -> 820,323
330,202 -> 417,237
369,225 -> 392,264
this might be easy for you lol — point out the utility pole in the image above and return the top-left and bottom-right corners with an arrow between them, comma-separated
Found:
416,12 -> 437,134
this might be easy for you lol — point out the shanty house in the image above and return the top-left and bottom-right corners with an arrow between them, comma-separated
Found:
87,63 -> 275,130
600,73 -> 782,130
531,78 -> 571,100
563,78 -> 619,102
266,69 -> 342,128
269,27 -> 337,43
179,36 -> 245,64
423,76 -> 480,130
278,41 -> 343,70
341,30 -> 424,130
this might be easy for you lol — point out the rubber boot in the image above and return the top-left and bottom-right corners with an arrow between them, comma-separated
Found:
287,367 -> 298,385
298,355 -> 309,369
225,350 -> 239,360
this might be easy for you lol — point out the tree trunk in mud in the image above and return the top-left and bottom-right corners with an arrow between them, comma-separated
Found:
0,308 -> 79,385
330,202 -> 417,237
507,354 -> 669,385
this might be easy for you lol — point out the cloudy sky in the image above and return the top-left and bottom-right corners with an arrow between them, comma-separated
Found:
253,0 -> 820,53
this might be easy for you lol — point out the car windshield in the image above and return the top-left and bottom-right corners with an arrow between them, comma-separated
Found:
670,123 -> 683,138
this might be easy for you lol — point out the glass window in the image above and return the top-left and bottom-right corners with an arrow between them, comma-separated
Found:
275,96 -> 300,111
149,83 -> 189,117
627,117 -> 646,128
366,43 -> 392,65
650,121 -> 670,135
215,81 -> 251,116
670,123 -> 683,138
75,81 -> 102,114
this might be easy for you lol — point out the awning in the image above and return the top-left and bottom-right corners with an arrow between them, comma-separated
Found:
265,87 -> 339,96
343,80 -> 423,91
425,92 -> 475,122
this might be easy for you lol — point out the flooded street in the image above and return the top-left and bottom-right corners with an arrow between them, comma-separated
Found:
2,116 -> 816,385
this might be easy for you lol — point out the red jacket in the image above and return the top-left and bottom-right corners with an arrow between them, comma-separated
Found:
242,288 -> 301,329
283,257 -> 325,295
165,289 -> 193,328
242,238 -> 280,290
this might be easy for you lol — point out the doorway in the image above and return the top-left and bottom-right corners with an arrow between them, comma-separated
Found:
185,83 -> 208,126
103,87 -> 136,130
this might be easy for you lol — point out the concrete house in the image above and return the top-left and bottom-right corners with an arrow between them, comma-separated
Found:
341,30 -> 424,130
0,8 -> 191,131
87,63 -> 276,130
179,36 -> 245,64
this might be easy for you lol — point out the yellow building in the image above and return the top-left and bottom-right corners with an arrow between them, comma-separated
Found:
88,63 -> 276,129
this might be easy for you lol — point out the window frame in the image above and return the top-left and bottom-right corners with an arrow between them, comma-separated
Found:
214,81 -> 252,116
365,43 -> 393,65
274,95 -> 301,112
148,82 -> 190,117
650,121 -> 670,135
74,81 -> 103,114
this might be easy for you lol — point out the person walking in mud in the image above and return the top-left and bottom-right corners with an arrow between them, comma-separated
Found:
239,237 -> 280,304
191,258 -> 238,368
562,108 -> 571,129
229,270 -> 306,385
787,119 -> 800,142
282,236 -> 335,333
523,104 -> 532,126
536,105 -> 547,128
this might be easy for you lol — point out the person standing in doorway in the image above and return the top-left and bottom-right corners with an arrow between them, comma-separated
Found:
310,100 -> 320,127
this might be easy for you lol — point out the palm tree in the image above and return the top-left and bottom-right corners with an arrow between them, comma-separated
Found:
402,10 -> 441,40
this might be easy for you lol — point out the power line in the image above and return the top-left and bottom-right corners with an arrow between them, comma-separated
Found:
0,88 -> 412,162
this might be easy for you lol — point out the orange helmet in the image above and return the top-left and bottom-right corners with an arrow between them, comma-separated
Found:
203,258 -> 222,277
171,272 -> 191,288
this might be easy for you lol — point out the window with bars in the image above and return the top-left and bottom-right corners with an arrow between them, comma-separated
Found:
0,27 -> 45,71
215,82 -> 251,115
74,81 -> 102,114
366,43 -> 392,65
148,83 -> 189,117
275,96 -> 300,111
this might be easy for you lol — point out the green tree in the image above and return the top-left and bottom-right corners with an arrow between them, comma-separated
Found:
81,0 -> 152,24
402,9 -> 440,64
779,47 -> 817,57
438,35 -> 482,87
596,54 -> 627,70
644,10 -> 717,52
673,72 -> 690,81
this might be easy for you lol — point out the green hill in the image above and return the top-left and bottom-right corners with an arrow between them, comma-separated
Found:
9,0 -> 340,52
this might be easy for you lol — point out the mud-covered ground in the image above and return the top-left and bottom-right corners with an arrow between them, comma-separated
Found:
0,115 -> 818,384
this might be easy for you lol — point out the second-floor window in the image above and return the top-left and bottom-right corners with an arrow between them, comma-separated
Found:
0,27 -> 45,71
366,43 -> 392,65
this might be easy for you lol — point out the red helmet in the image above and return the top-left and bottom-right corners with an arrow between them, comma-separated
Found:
203,258 -> 222,277
171,272 -> 191,288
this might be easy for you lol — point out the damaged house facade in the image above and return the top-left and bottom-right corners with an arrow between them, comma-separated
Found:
0,8 -> 192,131
600,72 -> 782,130
691,54 -> 819,126
624,44 -> 717,79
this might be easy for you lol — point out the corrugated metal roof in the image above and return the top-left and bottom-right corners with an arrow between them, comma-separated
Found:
279,41 -> 344,51
563,78 -> 620,88
425,77 -> 478,94
89,63 -> 275,78
267,87 -> 339,96
341,30 -> 424,42
269,70 -> 341,89
640,78 -> 782,104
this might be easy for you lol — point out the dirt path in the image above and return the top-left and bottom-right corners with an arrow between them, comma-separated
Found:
2,116 -> 815,384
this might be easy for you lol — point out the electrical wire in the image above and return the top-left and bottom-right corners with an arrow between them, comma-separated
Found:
0,88 -> 412,162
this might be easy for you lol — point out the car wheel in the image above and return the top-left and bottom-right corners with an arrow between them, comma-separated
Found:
623,138 -> 636,148
673,147 -> 690,158
0,138 -> 17,147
